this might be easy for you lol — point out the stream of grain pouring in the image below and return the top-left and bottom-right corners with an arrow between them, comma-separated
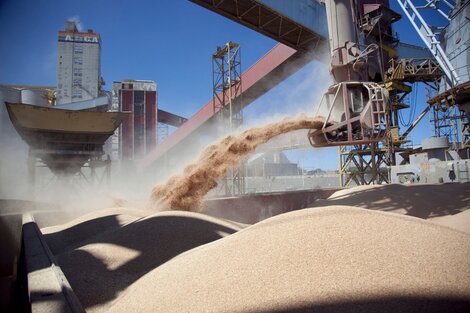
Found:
150,115 -> 325,211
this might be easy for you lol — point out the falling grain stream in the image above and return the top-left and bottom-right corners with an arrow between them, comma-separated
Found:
150,115 -> 325,211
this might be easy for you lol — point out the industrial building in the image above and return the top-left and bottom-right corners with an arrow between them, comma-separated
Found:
56,21 -> 102,105
1,21 -> 121,190
389,0 -> 470,184
112,80 -> 157,161
1,2 -> 469,190
1,1 -> 470,312
140,0 -> 470,188
246,152 -> 299,177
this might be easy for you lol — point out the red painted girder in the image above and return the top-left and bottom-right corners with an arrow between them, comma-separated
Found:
140,43 -> 302,169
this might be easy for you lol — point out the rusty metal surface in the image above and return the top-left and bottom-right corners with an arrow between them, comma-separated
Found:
202,188 -> 339,224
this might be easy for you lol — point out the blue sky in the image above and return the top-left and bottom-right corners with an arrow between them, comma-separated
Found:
0,0 -> 449,170
0,0 -> 276,116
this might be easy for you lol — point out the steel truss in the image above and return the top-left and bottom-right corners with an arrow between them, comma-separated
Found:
339,144 -> 390,187
189,0 -> 324,51
385,58 -> 442,82
338,3 -> 448,187
428,81 -> 470,149
336,3 -> 401,187
212,41 -> 245,196
395,0 -> 459,86
461,110 -> 470,149
385,58 -> 443,144
431,99 -> 460,147
395,0 -> 470,152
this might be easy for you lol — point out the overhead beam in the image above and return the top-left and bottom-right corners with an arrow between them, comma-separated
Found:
189,0 -> 327,50
140,43 -> 316,169
140,1 -> 330,169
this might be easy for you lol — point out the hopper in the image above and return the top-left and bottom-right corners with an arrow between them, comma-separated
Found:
5,102 -> 129,175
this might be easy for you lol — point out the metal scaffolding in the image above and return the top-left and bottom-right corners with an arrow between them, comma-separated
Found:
339,144 -> 389,187
395,0 -> 459,86
385,58 -> 444,147
461,109 -> 470,149
212,41 -> 245,196
430,93 -> 460,148
336,3 -> 400,187
428,81 -> 470,149
400,0 -> 470,151
337,3 -> 448,187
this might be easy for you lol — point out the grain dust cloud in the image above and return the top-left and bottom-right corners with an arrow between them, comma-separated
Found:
150,115 -> 325,211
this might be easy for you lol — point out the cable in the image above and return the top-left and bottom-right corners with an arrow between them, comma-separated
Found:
399,83 -> 419,127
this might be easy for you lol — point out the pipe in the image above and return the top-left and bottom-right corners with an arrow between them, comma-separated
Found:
400,105 -> 431,140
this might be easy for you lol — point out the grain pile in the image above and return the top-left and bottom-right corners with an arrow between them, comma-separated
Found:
150,115 -> 325,211
431,209 -> 470,234
52,210 -> 242,312
311,183 -> 470,219
42,207 -> 151,255
37,113 -> 470,312
109,206 -> 470,313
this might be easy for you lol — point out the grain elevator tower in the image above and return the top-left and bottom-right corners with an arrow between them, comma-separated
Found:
56,20 -> 102,105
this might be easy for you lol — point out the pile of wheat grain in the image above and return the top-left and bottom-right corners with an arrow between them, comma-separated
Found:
108,206 -> 470,313
45,209 -> 242,312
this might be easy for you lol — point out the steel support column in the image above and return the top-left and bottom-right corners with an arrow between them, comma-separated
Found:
339,144 -> 389,187
212,42 -> 245,196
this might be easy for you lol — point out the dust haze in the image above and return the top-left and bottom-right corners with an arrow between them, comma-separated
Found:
150,115 -> 325,211
0,43 -> 333,224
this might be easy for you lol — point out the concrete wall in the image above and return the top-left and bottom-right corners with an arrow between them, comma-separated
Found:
203,188 -> 339,224
245,174 -> 340,193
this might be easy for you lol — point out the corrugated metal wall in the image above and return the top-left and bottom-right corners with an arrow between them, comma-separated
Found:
443,1 -> 470,84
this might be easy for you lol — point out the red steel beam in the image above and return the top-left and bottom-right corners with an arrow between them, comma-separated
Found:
140,43 -> 312,169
